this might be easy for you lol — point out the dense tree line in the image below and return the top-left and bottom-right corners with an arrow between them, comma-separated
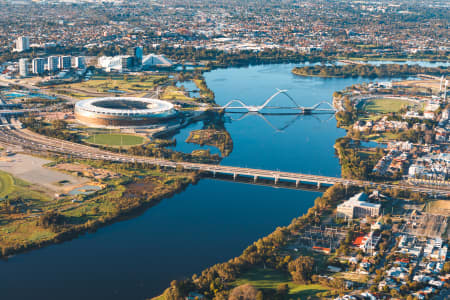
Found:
292,64 -> 448,78
21,118 -> 80,142
161,184 -> 356,299
0,161 -> 196,257
334,137 -> 382,180
38,211 -> 66,232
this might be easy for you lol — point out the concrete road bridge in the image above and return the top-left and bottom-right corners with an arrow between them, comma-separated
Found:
0,127 -> 448,197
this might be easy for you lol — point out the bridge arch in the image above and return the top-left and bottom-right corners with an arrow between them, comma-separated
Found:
258,89 -> 301,110
222,99 -> 250,109
310,101 -> 335,110
222,89 -> 335,113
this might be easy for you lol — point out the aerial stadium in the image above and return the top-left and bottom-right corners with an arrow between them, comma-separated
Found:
74,97 -> 176,127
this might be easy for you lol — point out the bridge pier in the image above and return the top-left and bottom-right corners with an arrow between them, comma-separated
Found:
317,182 -> 321,189
233,173 -> 237,180
212,171 -> 216,178
254,175 -> 258,183
295,180 -> 300,187
274,176 -> 279,185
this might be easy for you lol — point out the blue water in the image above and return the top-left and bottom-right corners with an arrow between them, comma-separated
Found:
176,81 -> 200,98
172,63 -> 398,176
0,180 -> 319,300
4,91 -> 56,100
169,121 -> 222,155
5,92 -> 26,99
364,60 -> 450,67
0,63 -> 406,300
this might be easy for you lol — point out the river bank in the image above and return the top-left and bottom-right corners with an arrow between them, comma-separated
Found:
292,64 -> 448,79
157,184 -> 359,299
0,62 -> 412,300
0,160 -> 198,258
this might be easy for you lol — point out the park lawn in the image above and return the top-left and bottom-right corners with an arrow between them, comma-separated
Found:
363,98 -> 418,114
69,74 -> 167,93
0,171 -> 15,198
364,132 -> 403,142
232,267 -> 330,298
0,219 -> 57,246
334,272 -> 369,284
160,86 -> 193,101
85,133 -> 145,147
50,89 -> 91,99
0,171 -> 50,203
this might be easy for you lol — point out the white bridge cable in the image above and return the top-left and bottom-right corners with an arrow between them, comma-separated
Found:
221,89 -> 335,112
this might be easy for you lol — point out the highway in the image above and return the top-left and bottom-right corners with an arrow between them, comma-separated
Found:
0,126 -> 448,197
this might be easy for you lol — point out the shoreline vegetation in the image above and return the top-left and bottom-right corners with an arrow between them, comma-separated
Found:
292,64 -> 448,78
0,159 -> 198,258
154,60 -> 442,299
156,184 -> 357,300
186,129 -> 233,157
6,55 -> 444,298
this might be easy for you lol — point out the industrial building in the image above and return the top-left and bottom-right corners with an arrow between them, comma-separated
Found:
337,193 -> 381,219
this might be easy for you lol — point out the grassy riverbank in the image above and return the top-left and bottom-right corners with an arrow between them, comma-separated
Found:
292,64 -> 448,78
156,184 -> 356,299
0,158 -> 197,257
232,267 -> 330,298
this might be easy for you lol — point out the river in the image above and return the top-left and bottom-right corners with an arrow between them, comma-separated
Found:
0,63 -> 420,299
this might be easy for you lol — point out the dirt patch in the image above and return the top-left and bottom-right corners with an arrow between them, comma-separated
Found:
0,154 -> 88,194
53,163 -> 119,180
124,181 -> 156,198
429,200 -> 450,217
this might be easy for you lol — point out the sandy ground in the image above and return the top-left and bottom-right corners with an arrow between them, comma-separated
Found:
394,79 -> 442,90
0,153 -> 88,193
429,200 -> 450,217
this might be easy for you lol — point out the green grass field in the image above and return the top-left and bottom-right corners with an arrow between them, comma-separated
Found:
0,171 -> 15,198
232,268 -> 330,298
85,134 -> 145,147
0,170 -> 50,203
160,86 -> 193,101
66,74 -> 168,94
363,98 -> 418,114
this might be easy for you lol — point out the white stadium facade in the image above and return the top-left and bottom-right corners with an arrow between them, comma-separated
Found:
75,97 -> 176,127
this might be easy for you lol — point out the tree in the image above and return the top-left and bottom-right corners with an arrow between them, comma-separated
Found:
288,256 -> 315,284
229,284 -> 259,300
443,261 -> 450,274
276,283 -> 289,298
256,291 -> 264,300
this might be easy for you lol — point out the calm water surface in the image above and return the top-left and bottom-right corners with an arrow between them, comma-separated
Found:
0,63 -> 394,299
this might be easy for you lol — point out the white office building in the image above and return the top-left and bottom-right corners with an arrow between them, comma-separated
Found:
47,56 -> 60,72
98,55 -> 133,72
59,56 -> 72,70
75,56 -> 85,69
32,58 -> 45,75
15,36 -> 30,52
19,58 -> 29,77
